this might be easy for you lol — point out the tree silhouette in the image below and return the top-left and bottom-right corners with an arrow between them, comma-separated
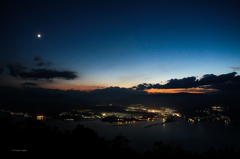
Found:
109,134 -> 138,156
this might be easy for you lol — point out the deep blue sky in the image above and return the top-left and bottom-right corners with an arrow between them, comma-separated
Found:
1,0 -> 240,92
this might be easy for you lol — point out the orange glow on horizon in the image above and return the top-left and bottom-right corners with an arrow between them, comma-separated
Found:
146,88 -> 217,94
40,84 -> 107,92
21,83 -> 217,94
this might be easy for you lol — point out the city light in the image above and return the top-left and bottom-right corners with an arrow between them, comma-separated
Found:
188,118 -> 195,123
37,115 -> 44,120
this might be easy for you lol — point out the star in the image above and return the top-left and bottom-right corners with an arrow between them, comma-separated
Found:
37,34 -> 41,38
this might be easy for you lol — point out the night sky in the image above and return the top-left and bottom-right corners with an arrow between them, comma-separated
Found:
1,0 -> 240,93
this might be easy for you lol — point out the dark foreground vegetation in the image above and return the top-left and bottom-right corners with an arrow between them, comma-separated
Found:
1,116 -> 240,158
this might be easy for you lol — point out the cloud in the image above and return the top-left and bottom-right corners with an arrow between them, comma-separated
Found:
36,62 -> 52,67
92,86 -> 147,94
34,56 -> 42,61
21,82 -> 39,87
133,72 -> 238,91
230,67 -> 240,71
133,83 -> 149,91
96,86 -> 105,89
19,69 -> 78,80
205,82 -> 240,91
36,62 -> 45,66
6,63 -> 27,77
6,56 -> 77,81
199,72 -> 236,85
162,76 -> 197,89
33,56 -> 52,67
134,77 -> 197,90
204,74 -> 240,91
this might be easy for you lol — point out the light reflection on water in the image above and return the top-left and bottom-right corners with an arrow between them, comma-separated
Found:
44,118 -> 240,153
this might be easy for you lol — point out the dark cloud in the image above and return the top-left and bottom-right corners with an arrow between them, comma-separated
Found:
134,83 -> 149,91
230,67 -> 240,71
200,73 -> 239,92
134,72 -> 238,91
135,77 -> 197,90
6,63 -> 27,77
206,82 -> 240,91
196,74 -> 217,86
21,82 -> 39,87
0,68 -> 3,75
96,86 -> 105,89
34,55 -> 52,67
162,76 -> 196,89
7,59 -> 77,82
197,72 -> 236,85
19,69 -> 78,80
36,62 -> 52,67
36,62 -> 45,66
92,86 -> 147,95
34,56 -> 42,61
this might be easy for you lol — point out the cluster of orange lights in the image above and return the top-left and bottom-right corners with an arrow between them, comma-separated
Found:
36,115 -> 44,120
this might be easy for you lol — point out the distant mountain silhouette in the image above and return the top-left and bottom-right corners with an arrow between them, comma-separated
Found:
0,86 -> 240,123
